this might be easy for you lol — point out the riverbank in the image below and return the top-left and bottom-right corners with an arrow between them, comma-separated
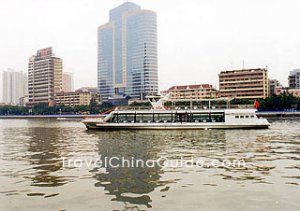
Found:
0,114 -> 102,119
256,111 -> 300,118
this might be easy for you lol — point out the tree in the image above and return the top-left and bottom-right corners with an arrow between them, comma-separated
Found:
259,92 -> 299,111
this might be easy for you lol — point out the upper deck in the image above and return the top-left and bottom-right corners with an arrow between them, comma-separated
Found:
113,107 -> 257,115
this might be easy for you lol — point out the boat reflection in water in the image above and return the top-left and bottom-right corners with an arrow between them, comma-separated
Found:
90,129 -> 228,209
91,131 -> 167,208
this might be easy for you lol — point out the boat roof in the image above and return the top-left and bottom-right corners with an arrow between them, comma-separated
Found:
164,97 -> 234,102
112,108 -> 257,114
146,96 -> 234,103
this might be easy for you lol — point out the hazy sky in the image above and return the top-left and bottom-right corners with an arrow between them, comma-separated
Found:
1,0 -> 300,101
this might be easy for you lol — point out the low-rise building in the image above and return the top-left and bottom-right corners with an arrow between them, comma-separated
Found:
269,79 -> 283,96
161,84 -> 218,99
219,68 -> 269,99
286,89 -> 300,97
108,95 -> 131,106
77,87 -> 101,104
55,91 -> 91,106
19,96 -> 29,107
0,102 -> 12,106
268,87 -> 300,98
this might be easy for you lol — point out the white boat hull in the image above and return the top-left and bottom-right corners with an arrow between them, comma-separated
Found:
83,121 -> 270,130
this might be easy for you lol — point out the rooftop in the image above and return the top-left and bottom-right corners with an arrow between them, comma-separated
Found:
168,84 -> 213,91
219,68 -> 267,74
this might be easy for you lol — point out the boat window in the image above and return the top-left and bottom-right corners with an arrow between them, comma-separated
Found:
211,113 -> 225,122
155,114 -> 173,123
110,112 -> 225,123
110,114 -> 118,123
117,114 -> 135,123
135,114 -> 142,123
192,113 -> 210,123
235,116 -> 239,118
174,113 -> 192,122
127,114 -> 135,123
117,114 -> 126,123
130,114 -> 153,123
142,114 -> 154,123
245,116 -> 249,118
250,115 -> 255,118
240,116 -> 244,118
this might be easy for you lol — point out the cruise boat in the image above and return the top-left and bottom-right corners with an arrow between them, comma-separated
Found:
83,96 -> 270,130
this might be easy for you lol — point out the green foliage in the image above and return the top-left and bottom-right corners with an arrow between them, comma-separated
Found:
90,102 -> 113,114
129,101 -> 151,107
259,92 -> 300,111
0,106 -> 28,115
231,99 -> 253,105
0,103 -> 114,116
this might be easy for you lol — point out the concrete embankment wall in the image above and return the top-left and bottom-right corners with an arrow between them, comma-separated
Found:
0,115 -> 102,119
257,111 -> 300,119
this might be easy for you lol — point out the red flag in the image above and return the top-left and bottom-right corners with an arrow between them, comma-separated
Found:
254,100 -> 260,109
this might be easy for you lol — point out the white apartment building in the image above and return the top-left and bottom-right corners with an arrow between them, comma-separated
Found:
2,69 -> 27,105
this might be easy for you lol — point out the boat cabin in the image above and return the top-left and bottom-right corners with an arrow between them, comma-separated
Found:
106,111 -> 225,123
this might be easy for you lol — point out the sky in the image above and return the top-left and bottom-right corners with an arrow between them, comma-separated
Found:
1,0 -> 300,101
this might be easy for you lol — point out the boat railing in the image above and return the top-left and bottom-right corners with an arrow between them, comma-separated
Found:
116,105 -> 244,111
165,105 -> 226,110
115,106 -> 152,111
114,104 -> 254,111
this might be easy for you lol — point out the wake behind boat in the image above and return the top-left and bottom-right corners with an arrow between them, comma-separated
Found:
83,96 -> 270,130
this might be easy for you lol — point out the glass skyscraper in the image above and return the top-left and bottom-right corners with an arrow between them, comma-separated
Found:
97,2 -> 158,100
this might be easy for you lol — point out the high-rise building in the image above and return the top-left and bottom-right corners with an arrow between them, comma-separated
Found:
288,69 -> 300,89
28,47 -> 62,106
62,72 -> 74,92
219,68 -> 269,99
98,2 -> 158,101
2,69 -> 27,105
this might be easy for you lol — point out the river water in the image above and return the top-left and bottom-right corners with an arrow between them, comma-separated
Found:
0,119 -> 299,210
